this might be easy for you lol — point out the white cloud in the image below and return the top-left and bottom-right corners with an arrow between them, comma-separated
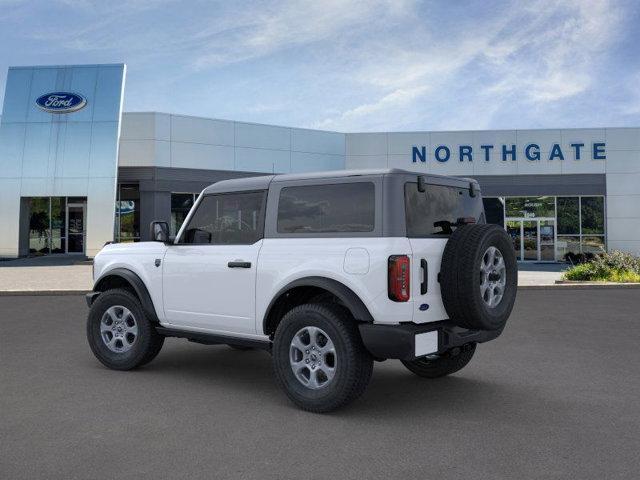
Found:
191,0 -> 412,69
314,0 -> 625,130
2,0 -> 631,130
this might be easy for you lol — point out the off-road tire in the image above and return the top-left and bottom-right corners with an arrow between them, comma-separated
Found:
87,288 -> 164,370
272,303 -> 373,413
401,343 -> 476,378
440,224 -> 517,331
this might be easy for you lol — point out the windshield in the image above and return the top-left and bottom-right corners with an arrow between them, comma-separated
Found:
404,182 -> 484,237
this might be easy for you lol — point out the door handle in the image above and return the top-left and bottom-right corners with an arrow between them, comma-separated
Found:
420,259 -> 428,294
228,261 -> 251,268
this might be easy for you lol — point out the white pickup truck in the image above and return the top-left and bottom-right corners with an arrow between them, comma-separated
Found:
86,169 -> 517,412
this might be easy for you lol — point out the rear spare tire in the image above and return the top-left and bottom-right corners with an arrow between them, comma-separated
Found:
440,224 -> 517,331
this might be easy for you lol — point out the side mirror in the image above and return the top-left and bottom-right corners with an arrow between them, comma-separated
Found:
150,221 -> 170,243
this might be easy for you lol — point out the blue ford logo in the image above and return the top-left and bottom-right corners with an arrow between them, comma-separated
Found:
35,92 -> 87,114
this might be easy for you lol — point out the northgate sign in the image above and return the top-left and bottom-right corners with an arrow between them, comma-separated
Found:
411,142 -> 606,163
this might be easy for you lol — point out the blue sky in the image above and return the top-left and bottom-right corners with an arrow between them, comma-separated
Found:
0,0 -> 638,131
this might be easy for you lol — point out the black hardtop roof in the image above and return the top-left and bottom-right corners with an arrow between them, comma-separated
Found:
201,168 -> 477,194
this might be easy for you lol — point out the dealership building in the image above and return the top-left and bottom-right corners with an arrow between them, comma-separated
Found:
1,63 -> 639,260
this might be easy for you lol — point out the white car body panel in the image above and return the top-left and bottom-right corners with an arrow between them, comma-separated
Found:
161,241 -> 263,335
93,235 -> 452,338
407,238 -> 449,323
93,242 -> 168,321
255,237 -> 448,332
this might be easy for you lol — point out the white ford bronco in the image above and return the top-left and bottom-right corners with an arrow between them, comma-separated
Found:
87,169 -> 517,412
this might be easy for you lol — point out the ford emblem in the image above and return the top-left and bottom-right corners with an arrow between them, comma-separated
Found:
35,92 -> 87,114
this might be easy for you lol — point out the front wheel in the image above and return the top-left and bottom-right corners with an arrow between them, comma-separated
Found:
401,343 -> 476,378
87,288 -> 164,370
272,303 -> 373,413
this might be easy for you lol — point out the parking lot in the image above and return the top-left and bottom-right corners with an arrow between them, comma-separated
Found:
1,288 -> 639,480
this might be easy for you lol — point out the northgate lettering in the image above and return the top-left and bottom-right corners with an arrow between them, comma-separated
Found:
411,143 -> 606,163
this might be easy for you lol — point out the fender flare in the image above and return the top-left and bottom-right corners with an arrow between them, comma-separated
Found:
93,268 -> 159,322
262,276 -> 374,335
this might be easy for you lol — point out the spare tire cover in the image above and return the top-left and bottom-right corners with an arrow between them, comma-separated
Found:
440,224 -> 517,331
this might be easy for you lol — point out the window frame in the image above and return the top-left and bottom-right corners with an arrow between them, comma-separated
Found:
487,194 -> 607,257
175,189 -> 267,246
170,192 -> 199,236
265,177 -> 383,239
115,183 -> 141,243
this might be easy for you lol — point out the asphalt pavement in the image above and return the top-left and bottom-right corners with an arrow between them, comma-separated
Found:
1,289 -> 639,480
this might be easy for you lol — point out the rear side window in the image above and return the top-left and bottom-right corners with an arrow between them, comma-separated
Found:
405,182 -> 483,237
277,182 -> 375,233
180,191 -> 265,244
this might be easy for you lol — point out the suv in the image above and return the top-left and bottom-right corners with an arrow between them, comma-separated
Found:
86,169 -> 517,412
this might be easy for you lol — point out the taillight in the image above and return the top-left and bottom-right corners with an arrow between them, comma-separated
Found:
388,255 -> 410,302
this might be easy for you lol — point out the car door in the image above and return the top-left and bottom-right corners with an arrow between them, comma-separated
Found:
162,190 -> 266,335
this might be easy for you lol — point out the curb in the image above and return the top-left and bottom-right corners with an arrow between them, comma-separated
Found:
0,290 -> 90,296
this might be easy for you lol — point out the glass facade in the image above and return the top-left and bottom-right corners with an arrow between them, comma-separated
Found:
114,184 -> 140,242
0,64 -> 126,258
26,197 -> 86,255
483,195 -> 606,261
505,196 -> 555,218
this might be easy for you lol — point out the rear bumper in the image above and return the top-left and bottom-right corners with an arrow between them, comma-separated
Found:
358,321 -> 503,361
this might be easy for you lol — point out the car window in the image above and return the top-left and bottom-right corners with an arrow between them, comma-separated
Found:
180,191 -> 265,245
277,182 -> 375,233
405,182 -> 483,236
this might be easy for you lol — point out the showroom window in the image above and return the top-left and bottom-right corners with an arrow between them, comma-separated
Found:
28,197 -> 53,255
171,193 -> 199,236
557,197 -> 579,235
556,196 -> 605,257
505,196 -> 555,218
483,195 -> 606,260
114,184 -> 140,242
26,196 -> 86,255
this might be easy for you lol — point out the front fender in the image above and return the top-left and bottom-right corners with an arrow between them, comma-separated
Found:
92,268 -> 159,323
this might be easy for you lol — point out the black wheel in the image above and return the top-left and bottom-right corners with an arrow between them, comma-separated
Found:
440,224 -> 517,331
228,344 -> 253,351
401,343 -> 476,378
86,288 -> 164,370
272,303 -> 373,413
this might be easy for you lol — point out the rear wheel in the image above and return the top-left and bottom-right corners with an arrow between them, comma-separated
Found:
401,344 -> 476,378
86,288 -> 164,370
272,303 -> 373,413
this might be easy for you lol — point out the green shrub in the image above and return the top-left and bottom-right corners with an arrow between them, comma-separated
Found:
563,250 -> 640,282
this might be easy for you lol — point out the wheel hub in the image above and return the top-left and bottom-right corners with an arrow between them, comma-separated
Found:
100,305 -> 138,353
289,326 -> 337,389
480,247 -> 507,308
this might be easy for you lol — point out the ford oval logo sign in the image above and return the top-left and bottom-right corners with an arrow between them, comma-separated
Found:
35,92 -> 87,114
